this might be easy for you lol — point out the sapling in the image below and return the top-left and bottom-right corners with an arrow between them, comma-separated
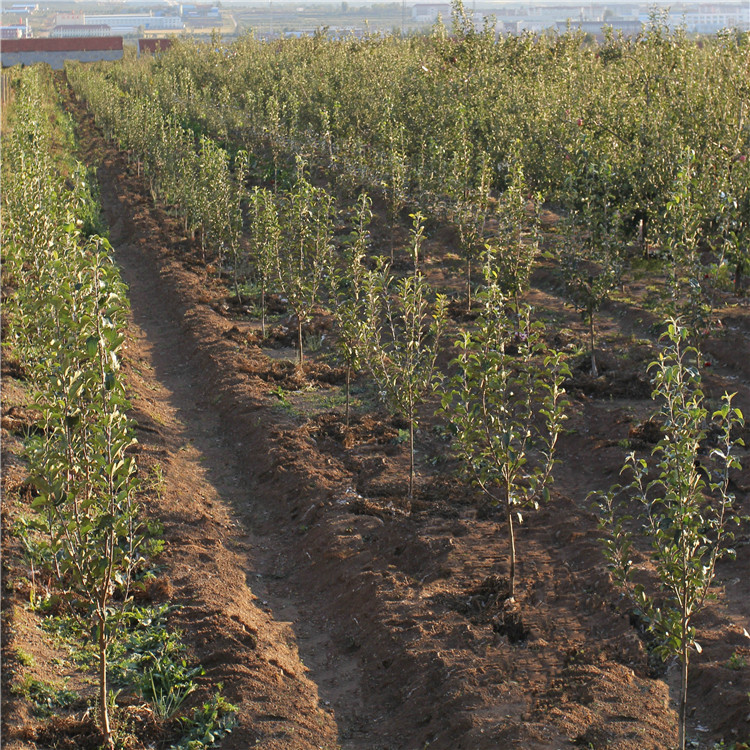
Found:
561,156 -> 625,376
442,280 -> 568,600
493,154 -> 543,312
227,150 -> 250,301
277,169 -> 336,365
596,320 -> 744,750
561,211 -> 623,377
330,192 -> 372,427
28,242 -> 144,749
363,215 -> 448,498
248,186 -> 281,338
451,155 -> 493,311
383,121 -> 408,261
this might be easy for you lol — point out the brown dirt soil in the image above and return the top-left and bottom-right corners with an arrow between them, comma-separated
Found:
3,76 -> 750,750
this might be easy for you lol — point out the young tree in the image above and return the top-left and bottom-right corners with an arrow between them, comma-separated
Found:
381,118 -> 408,261
363,216 -> 448,498
28,242 -> 143,749
561,193 -> 624,377
596,320 -> 744,750
330,192 -> 373,427
277,169 -> 336,366
492,154 -> 543,311
658,150 -> 712,338
442,280 -> 568,599
248,186 -> 282,339
449,144 -> 492,312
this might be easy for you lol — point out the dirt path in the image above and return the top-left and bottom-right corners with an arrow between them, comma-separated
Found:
62,78 -> 750,750
74,92 -> 417,749
98,159 -> 347,748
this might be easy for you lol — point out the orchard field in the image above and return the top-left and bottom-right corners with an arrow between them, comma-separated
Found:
2,9 -> 750,749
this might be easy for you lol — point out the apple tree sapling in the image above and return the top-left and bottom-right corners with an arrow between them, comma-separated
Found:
596,320 -> 744,750
363,214 -> 448,499
442,279 -> 569,600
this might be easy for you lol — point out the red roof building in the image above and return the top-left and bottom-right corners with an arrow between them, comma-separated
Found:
0,36 -> 124,68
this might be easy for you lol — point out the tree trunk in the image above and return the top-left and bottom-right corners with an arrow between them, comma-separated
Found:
467,256 -> 472,312
506,499 -> 516,600
232,250 -> 242,304
589,312 -> 598,377
297,317 -> 304,367
345,364 -> 351,429
261,285 -> 266,339
98,618 -> 113,749
678,616 -> 689,750
408,418 -> 415,500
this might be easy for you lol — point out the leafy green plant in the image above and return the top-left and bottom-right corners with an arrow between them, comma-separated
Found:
442,280 -> 568,599
363,217 -> 447,497
330,192 -> 373,427
727,651 -> 748,670
109,604 -> 203,719
171,691 -> 238,750
248,186 -> 281,338
277,167 -> 336,365
14,647 -> 35,667
596,320 -> 744,750
561,214 -> 623,377
11,675 -> 78,717
491,149 -> 542,311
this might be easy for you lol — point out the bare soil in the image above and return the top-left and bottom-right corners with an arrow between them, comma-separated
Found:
3,77 -> 750,750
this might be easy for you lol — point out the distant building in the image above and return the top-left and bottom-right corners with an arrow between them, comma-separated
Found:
0,22 -> 29,38
0,36 -> 124,68
9,4 -> 37,13
138,37 -> 173,55
556,19 -> 642,39
1,26 -> 24,39
55,12 -> 85,26
639,4 -> 750,33
84,13 -> 183,35
412,4 -> 451,23
180,4 -> 220,17
51,24 -> 112,38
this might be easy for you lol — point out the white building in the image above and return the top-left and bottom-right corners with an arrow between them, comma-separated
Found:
51,24 -> 112,38
639,4 -> 750,33
84,13 -> 183,34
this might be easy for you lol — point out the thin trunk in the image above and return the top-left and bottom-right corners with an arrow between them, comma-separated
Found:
345,364 -> 351,429
232,249 -> 242,304
98,617 -> 112,749
261,285 -> 266,339
467,256 -> 472,312
679,614 -> 689,750
589,312 -> 598,377
506,498 -> 516,600
408,418 -> 415,499
297,317 -> 304,367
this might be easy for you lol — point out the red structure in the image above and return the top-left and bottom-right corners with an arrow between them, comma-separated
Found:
0,36 -> 123,68
138,37 -> 173,55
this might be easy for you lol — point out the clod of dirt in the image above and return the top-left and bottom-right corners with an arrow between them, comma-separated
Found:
574,722 -> 614,748
447,298 -> 481,323
1,405 -> 43,435
453,574 -> 509,619
26,715 -> 103,750
1,357 -> 27,380
566,369 -> 651,399
492,598 -> 529,644
628,418 -> 663,448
